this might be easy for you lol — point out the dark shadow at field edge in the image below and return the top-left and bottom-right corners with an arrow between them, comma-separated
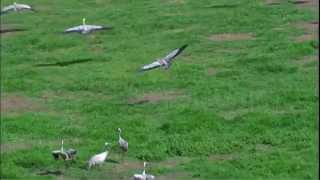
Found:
37,170 -> 62,176
0,28 -> 26,33
34,58 -> 93,67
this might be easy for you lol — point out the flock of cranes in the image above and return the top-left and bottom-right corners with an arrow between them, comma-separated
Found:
2,1 -> 189,179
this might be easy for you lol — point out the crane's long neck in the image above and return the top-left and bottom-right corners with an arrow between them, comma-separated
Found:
142,162 -> 146,175
82,18 -> 86,26
61,140 -> 64,152
118,130 -> 122,139
13,2 -> 17,11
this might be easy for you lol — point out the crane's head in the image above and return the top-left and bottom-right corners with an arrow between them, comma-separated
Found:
82,18 -> 86,25
105,142 -> 110,146
117,128 -> 122,133
143,162 -> 147,168
13,2 -> 17,5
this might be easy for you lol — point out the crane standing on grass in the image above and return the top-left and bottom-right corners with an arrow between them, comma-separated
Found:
88,142 -> 111,169
52,140 -> 77,161
118,128 -> 128,161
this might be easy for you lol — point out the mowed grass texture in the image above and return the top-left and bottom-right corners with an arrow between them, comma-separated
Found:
1,0 -> 318,179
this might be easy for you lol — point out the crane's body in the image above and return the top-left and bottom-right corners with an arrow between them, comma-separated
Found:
88,142 -> 110,169
64,18 -> 112,34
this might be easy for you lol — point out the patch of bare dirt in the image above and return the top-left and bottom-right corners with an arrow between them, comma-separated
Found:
128,91 -> 185,105
265,0 -> 282,5
1,95 -> 44,113
1,142 -> 33,153
164,0 -> 185,5
207,67 -> 217,76
157,157 -> 192,169
291,0 -> 319,8
294,21 -> 319,42
209,33 -> 256,42
209,153 -> 238,161
157,172 -> 191,180
255,144 -> 273,152
295,55 -> 318,65
219,108 -> 252,121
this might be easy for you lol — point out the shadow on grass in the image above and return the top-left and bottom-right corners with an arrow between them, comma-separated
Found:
37,170 -> 62,176
205,4 -> 239,8
106,159 -> 120,164
0,28 -> 26,34
34,58 -> 93,67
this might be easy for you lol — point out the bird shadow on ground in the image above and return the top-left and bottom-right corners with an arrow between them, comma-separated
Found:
106,159 -> 120,164
0,28 -> 27,34
34,58 -> 93,67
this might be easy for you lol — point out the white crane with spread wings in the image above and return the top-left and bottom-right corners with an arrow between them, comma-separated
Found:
140,44 -> 188,72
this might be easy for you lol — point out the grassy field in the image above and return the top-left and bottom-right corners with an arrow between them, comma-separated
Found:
1,0 -> 318,179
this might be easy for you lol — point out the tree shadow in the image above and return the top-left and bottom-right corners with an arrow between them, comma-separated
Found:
34,58 -> 93,67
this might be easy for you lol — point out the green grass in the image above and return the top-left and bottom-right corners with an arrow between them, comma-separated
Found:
1,0 -> 318,179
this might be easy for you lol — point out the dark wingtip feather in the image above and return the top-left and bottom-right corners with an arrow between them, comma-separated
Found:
180,44 -> 188,51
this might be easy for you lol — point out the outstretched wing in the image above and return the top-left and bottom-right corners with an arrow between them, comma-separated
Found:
163,44 -> 188,63
86,25 -> 112,32
139,60 -> 162,72
1,5 -> 14,14
16,4 -> 32,10
64,25 -> 83,33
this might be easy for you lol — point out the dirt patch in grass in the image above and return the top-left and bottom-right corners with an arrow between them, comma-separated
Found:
295,34 -> 317,42
1,95 -> 44,113
219,108 -> 251,121
157,172 -> 190,180
209,153 -> 238,161
255,144 -> 273,152
209,33 -> 256,42
128,90 -> 185,105
157,157 -> 192,169
265,0 -> 282,5
1,142 -> 33,153
295,55 -> 318,65
294,21 -> 318,42
291,0 -> 319,8
207,67 -> 217,76
164,0 -> 186,5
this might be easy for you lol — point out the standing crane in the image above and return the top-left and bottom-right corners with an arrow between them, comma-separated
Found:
88,142 -> 111,169
133,162 -> 155,180
52,140 -> 77,161
118,128 -> 128,161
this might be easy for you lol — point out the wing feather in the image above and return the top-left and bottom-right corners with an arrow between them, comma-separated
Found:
16,4 -> 32,9
1,5 -> 14,13
163,44 -> 188,63
140,61 -> 162,71
64,25 -> 83,33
